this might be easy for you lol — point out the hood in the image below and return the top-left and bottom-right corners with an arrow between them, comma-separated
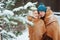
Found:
44,9 -> 57,25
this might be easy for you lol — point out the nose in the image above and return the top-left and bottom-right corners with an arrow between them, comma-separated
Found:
39,12 -> 42,16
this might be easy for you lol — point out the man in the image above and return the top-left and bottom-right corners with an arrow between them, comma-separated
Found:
37,3 -> 59,40
27,10 -> 46,40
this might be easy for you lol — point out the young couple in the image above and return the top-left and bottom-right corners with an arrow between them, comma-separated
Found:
28,3 -> 59,40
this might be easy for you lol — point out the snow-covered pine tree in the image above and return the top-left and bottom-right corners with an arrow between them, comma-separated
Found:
0,0 -> 37,40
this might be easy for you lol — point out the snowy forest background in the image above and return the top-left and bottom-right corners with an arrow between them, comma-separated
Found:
0,0 -> 60,40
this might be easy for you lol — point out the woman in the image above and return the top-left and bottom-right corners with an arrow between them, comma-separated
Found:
27,10 -> 46,40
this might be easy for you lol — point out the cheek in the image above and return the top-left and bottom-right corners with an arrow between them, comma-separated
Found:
42,13 -> 45,16
33,14 -> 38,17
43,13 -> 45,16
36,14 -> 38,16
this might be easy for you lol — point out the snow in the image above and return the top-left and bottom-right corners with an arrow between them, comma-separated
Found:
54,12 -> 60,14
0,27 -> 29,40
18,16 -> 34,26
10,21 -> 18,25
0,30 -> 7,34
12,28 -> 29,40
17,28 -> 29,40
30,7 -> 37,10
0,2 -> 4,6
0,30 -> 17,40
3,17 -> 10,23
0,27 -> 2,30
24,2 -> 36,9
3,10 -> 14,16
12,16 -> 34,26
13,2 -> 37,12
0,10 -> 14,16
0,30 -> 16,38
13,6 -> 24,12
0,2 -> 4,8
54,15 -> 60,24
7,32 -> 16,38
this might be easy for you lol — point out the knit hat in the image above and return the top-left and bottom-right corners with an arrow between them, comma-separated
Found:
37,3 -> 47,12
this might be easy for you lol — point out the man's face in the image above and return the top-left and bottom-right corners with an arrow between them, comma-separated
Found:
39,11 -> 45,17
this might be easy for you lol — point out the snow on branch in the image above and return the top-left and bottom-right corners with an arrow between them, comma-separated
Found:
13,2 -> 38,12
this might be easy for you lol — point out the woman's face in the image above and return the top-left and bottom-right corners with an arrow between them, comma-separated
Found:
39,11 -> 45,17
33,11 -> 38,19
